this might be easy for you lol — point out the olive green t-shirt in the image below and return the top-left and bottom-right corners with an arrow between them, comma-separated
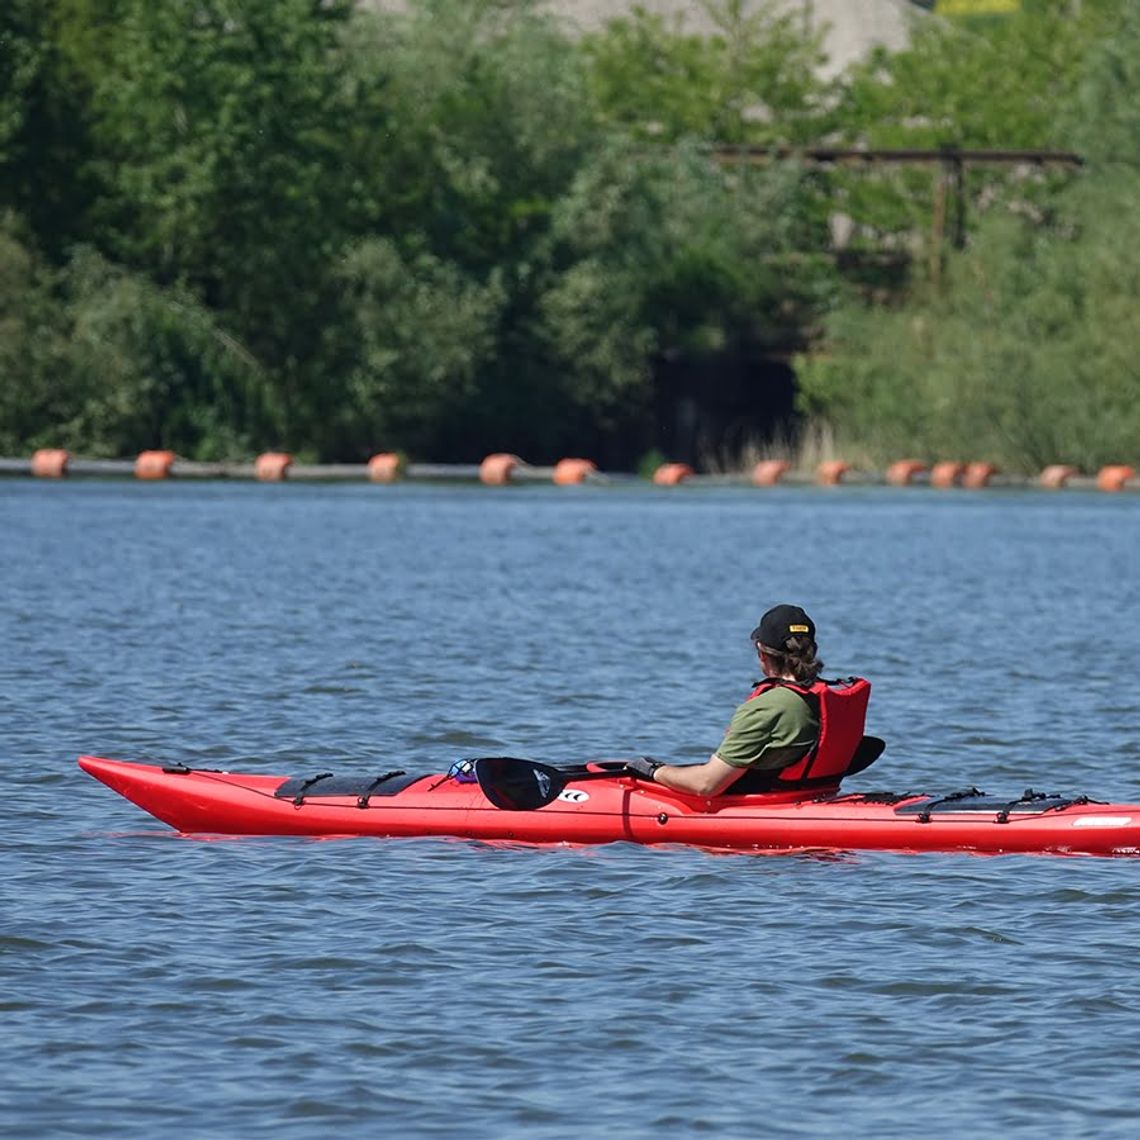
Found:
715,686 -> 820,770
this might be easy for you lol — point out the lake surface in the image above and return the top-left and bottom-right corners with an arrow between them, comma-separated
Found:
2,480 -> 1139,1138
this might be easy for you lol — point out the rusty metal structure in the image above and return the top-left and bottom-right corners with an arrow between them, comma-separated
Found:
713,145 -> 1084,276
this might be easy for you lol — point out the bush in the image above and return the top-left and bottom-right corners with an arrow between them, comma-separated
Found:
797,173 -> 1140,471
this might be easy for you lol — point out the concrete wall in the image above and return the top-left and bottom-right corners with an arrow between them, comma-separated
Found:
372,3 -> 928,77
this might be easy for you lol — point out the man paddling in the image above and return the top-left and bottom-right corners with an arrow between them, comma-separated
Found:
628,604 -> 872,796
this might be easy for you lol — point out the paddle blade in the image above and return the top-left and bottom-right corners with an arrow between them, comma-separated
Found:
474,757 -> 567,811
846,735 -> 886,777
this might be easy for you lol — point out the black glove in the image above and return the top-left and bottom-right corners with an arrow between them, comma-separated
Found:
626,756 -> 662,781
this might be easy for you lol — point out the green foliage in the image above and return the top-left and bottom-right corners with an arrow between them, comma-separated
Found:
0,0 -> 102,255
836,5 -> 1111,151
797,171 -> 1140,471
327,1 -> 616,459
637,448 -> 667,479
1064,0 -> 1140,167
336,238 -> 505,458
825,1 -> 1119,254
57,249 -> 273,458
84,0 -> 362,385
797,2 -> 1140,473
0,3 -> 39,162
32,0 -> 392,455
0,0 -> 1135,468
359,0 -> 596,272
0,219 -> 73,454
0,219 -> 270,458
582,1 -> 827,145
540,142 -> 833,420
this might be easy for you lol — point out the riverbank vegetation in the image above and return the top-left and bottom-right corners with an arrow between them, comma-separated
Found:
1,0 -> 1135,471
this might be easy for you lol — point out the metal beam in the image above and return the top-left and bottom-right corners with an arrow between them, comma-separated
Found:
712,146 -> 1084,168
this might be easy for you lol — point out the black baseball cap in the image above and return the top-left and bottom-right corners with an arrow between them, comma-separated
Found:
751,604 -> 816,649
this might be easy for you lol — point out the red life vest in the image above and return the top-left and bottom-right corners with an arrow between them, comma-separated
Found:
744,676 -> 871,788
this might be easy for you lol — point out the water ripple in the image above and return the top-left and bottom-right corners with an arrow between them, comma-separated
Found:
2,483 -> 1140,1138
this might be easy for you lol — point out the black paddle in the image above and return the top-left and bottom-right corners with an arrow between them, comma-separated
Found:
474,757 -> 635,811
847,735 -> 886,776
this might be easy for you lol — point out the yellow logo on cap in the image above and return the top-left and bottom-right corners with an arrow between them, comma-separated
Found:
789,624 -> 810,633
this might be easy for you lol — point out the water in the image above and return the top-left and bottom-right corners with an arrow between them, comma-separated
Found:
2,480 -> 1139,1138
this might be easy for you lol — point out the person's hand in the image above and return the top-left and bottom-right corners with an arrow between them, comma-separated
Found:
626,756 -> 662,781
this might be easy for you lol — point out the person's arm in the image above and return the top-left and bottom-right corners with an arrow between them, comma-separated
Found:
653,754 -> 745,797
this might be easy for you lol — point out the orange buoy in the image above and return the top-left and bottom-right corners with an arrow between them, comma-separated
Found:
31,448 -> 70,478
1039,464 -> 1079,489
135,450 -> 176,480
1096,465 -> 1136,493
930,461 -> 965,489
816,460 -> 848,485
255,452 -> 293,481
962,462 -> 998,489
885,459 -> 926,486
652,463 -> 694,486
479,453 -> 519,485
368,453 -> 403,483
751,459 -> 789,486
552,458 -> 597,485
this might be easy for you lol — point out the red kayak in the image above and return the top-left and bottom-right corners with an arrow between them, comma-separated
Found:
79,754 -> 1140,857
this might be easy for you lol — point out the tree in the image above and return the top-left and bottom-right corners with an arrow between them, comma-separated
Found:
826,0 -> 1121,257
796,2 -> 1140,473
333,238 -> 504,459
85,0 -> 364,392
0,0 -> 102,257
1065,0 -> 1140,167
538,143 -> 834,443
582,0 -> 827,145
356,0 -> 597,273
0,219 -> 73,453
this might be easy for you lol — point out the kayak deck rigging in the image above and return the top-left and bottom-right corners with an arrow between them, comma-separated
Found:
818,787 -> 1102,822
